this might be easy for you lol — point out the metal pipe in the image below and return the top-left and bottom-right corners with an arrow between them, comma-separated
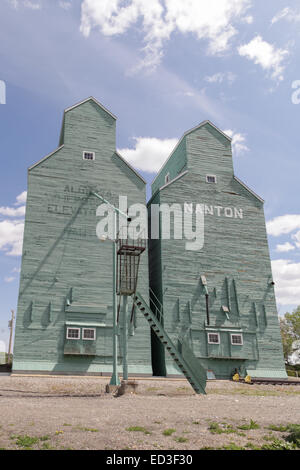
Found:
122,295 -> 128,380
110,211 -> 120,385
205,294 -> 210,326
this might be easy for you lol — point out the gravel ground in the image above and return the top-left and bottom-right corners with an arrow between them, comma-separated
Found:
0,374 -> 299,450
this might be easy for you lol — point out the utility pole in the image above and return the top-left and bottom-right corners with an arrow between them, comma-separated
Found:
8,309 -> 15,364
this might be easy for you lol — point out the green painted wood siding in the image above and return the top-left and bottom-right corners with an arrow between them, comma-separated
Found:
149,121 -> 286,379
13,99 -> 152,375
151,137 -> 187,195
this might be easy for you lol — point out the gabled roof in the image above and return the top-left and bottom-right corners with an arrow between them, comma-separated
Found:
115,151 -> 146,184
64,96 -> 117,120
28,145 -> 64,171
152,120 -> 231,185
59,97 -> 116,146
29,98 -> 146,183
233,176 -> 264,203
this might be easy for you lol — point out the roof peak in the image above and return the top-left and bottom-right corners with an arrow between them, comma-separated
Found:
64,96 -> 117,120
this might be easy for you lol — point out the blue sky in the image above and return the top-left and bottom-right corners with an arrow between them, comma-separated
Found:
1,0 -> 300,349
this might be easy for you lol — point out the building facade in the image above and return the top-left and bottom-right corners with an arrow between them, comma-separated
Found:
13,98 -> 152,375
13,100 -> 286,380
148,120 -> 287,380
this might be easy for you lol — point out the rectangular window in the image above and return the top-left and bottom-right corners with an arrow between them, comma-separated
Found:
82,328 -> 96,340
83,151 -> 95,160
165,173 -> 170,184
207,332 -> 220,344
231,334 -> 243,345
66,328 -> 80,340
206,175 -> 217,183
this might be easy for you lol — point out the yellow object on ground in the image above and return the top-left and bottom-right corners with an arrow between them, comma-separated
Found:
232,373 -> 240,382
245,375 -> 252,383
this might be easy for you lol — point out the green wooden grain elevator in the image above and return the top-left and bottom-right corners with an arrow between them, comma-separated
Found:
13,100 -> 286,384
148,120 -> 287,380
13,97 -> 152,375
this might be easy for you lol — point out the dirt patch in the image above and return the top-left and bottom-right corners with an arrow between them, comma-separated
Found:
0,375 -> 299,450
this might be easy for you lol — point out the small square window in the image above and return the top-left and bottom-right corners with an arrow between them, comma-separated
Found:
231,334 -> 243,345
165,173 -> 170,184
83,328 -> 96,340
66,328 -> 80,340
206,175 -> 217,184
83,151 -> 95,160
207,332 -> 220,344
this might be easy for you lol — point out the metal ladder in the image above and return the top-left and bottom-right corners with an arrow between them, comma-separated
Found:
133,291 -> 207,394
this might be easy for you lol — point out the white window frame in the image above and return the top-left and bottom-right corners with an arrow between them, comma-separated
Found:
66,327 -> 80,340
207,332 -> 220,345
82,328 -> 96,341
165,172 -> 170,184
231,334 -> 243,346
83,151 -> 95,161
206,174 -> 217,184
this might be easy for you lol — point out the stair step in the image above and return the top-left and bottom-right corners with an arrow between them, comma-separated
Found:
134,292 -> 206,395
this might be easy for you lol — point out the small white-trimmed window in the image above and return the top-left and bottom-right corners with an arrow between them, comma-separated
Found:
231,334 -> 243,346
66,327 -> 80,340
206,175 -> 217,184
82,328 -> 96,341
165,173 -> 170,184
83,151 -> 95,161
207,332 -> 220,344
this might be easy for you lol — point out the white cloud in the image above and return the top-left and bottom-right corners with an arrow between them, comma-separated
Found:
204,72 -> 236,85
292,231 -> 300,249
266,214 -> 300,237
80,0 -> 252,71
0,220 -> 24,256
15,191 -> 27,205
238,35 -> 289,81
276,242 -> 295,253
0,191 -> 26,256
271,7 -> 300,25
272,259 -> 300,307
0,206 -> 26,217
223,129 -> 249,156
0,191 -> 26,217
118,136 -> 178,173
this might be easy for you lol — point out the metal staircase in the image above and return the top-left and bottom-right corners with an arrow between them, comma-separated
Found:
133,291 -> 207,394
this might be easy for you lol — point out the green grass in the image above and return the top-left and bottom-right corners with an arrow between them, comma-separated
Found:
174,437 -> 188,443
237,419 -> 260,430
267,424 -> 290,432
163,428 -> 176,436
222,442 -> 245,450
261,439 -> 296,450
208,422 -> 236,434
41,442 -> 55,450
14,435 -> 39,449
126,426 -> 151,435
